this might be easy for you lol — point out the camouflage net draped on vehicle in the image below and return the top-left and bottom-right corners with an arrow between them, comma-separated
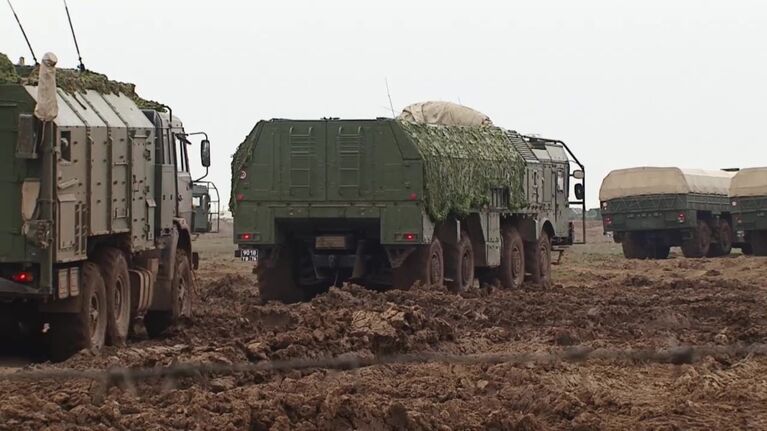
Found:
399,121 -> 527,221
0,52 -> 165,111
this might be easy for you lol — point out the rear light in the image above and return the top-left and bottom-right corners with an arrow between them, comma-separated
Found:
236,193 -> 245,202
677,212 -> 686,223
239,170 -> 248,180
736,216 -> 742,225
731,201 -> 737,207
408,192 -> 418,201
240,233 -> 253,241
404,233 -> 417,241
604,216 -> 613,226
11,271 -> 33,283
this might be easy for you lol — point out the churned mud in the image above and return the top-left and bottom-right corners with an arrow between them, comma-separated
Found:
1,222 -> 766,430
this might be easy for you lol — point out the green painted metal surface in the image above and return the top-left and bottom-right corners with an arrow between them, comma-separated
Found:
602,194 -> 732,233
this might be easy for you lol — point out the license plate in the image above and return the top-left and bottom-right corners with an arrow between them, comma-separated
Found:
315,235 -> 348,249
240,248 -> 259,262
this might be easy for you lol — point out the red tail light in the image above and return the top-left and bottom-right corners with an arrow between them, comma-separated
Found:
240,233 -> 253,241
236,193 -> 245,202
677,212 -> 686,223
404,233 -> 417,241
408,192 -> 418,201
604,216 -> 613,226
11,272 -> 33,283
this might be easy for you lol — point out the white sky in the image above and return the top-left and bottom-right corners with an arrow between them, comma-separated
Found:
3,0 -> 766,208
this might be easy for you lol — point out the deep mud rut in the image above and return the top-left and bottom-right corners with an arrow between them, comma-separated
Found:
1,226 -> 767,430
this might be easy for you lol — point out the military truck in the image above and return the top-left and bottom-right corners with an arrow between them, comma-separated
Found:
600,167 -> 741,259
192,181 -> 221,234
231,110 -> 585,302
730,167 -> 767,256
0,53 -> 211,360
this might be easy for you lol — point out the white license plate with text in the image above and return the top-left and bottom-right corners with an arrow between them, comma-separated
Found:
240,248 -> 259,262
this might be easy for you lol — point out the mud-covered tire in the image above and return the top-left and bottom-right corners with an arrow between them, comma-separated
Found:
47,262 -> 107,362
525,232 -> 552,289
708,219 -> 733,257
145,249 -> 194,338
498,226 -> 525,289
445,233 -> 474,293
621,233 -> 648,259
256,245 -> 307,304
393,239 -> 444,290
750,231 -> 767,256
94,248 -> 131,346
682,222 -> 712,258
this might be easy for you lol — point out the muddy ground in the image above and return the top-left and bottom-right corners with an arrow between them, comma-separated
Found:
1,221 -> 766,430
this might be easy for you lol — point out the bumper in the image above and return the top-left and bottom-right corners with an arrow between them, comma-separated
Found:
0,278 -> 47,298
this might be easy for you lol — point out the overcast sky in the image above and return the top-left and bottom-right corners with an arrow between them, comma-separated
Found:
3,0 -> 765,208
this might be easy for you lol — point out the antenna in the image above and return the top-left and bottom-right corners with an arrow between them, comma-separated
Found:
63,0 -> 85,71
385,78 -> 396,117
6,0 -> 38,65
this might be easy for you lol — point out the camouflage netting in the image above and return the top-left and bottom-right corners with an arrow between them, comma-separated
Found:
0,53 -> 19,83
399,121 -> 527,220
0,52 -> 165,111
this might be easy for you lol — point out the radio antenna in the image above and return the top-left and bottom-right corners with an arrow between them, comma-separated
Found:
6,0 -> 38,65
385,78 -> 396,117
63,0 -> 85,71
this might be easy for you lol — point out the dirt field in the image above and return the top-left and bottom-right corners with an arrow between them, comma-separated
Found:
1,221 -> 766,430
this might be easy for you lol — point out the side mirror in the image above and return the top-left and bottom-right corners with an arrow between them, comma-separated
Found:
572,169 -> 585,180
200,139 -> 211,167
574,183 -> 585,200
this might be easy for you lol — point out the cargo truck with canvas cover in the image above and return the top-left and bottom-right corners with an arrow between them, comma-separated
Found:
0,53 -> 212,360
730,167 -> 767,255
600,167 -> 743,259
232,105 -> 585,303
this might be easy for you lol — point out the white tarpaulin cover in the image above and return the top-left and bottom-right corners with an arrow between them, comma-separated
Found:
398,101 -> 493,127
33,52 -> 58,121
599,167 -> 734,201
730,167 -> 767,197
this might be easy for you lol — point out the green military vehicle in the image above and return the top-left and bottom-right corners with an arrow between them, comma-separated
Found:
192,181 -> 221,234
0,53 -> 211,360
600,167 -> 743,259
231,105 -> 585,302
730,167 -> 767,255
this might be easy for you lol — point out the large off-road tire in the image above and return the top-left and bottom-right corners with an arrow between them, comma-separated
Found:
94,248 -> 131,346
392,238 -> 444,290
681,222 -> 712,258
145,249 -> 194,338
750,230 -> 767,256
525,232 -> 552,289
255,245 -> 307,304
47,262 -> 107,362
498,226 -> 525,289
708,219 -> 733,257
621,232 -> 648,259
445,233 -> 474,293
652,243 -> 671,260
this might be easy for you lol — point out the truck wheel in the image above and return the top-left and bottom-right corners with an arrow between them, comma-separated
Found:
751,231 -> 767,256
708,219 -> 733,257
681,222 -> 711,258
393,239 -> 444,289
621,233 -> 648,259
525,232 -> 552,289
445,233 -> 474,292
95,248 -> 131,346
47,262 -> 107,362
498,226 -> 525,289
256,245 -> 307,304
652,243 -> 671,259
145,249 -> 194,337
